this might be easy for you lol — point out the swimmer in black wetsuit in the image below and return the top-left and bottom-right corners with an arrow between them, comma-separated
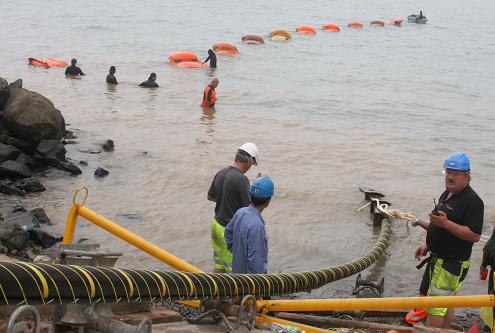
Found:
139,73 -> 159,88
106,66 -> 118,85
65,58 -> 85,76
203,49 -> 217,68
419,10 -> 424,19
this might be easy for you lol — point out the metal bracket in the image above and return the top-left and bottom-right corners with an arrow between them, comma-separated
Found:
7,305 -> 41,333
188,309 -> 233,332
235,295 -> 257,331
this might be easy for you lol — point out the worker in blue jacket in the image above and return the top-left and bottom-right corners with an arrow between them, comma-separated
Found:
225,176 -> 275,274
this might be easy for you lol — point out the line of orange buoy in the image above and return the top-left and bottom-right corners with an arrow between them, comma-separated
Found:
168,17 -> 407,68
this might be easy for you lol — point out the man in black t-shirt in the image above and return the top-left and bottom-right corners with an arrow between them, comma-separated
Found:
207,142 -> 259,273
65,58 -> 85,76
414,152 -> 484,328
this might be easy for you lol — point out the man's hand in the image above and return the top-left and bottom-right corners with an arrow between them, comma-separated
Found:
429,211 -> 449,229
415,244 -> 429,260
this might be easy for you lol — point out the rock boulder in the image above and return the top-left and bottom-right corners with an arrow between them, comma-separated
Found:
35,140 -> 66,165
0,160 -> 32,178
0,77 -> 9,109
0,143 -> 21,163
0,223 -> 29,250
2,87 -> 65,143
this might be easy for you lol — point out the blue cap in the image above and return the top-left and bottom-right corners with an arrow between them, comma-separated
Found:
443,152 -> 471,171
250,176 -> 275,198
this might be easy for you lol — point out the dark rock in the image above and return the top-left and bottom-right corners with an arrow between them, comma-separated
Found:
0,142 -> 21,163
94,167 -> 109,177
0,134 -> 35,154
0,160 -> 32,178
102,139 -> 114,152
5,211 -> 39,231
28,229 -> 62,248
0,243 -> 7,254
0,77 -> 9,110
15,153 -> 34,166
17,178 -> 45,193
2,87 -> 65,143
64,131 -> 77,139
35,140 -> 66,165
0,183 -> 25,196
62,140 -> 77,145
9,79 -> 22,89
0,223 -> 29,250
29,208 -> 52,225
79,160 -> 88,166
10,205 -> 27,213
56,161 -> 82,175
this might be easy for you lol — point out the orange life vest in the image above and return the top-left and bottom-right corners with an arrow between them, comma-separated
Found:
201,85 -> 217,108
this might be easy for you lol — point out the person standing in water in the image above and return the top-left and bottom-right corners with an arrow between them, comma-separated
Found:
106,66 -> 118,85
139,73 -> 159,88
201,78 -> 219,108
65,58 -> 85,76
203,49 -> 217,68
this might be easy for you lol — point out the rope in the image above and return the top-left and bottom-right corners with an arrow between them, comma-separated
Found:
372,199 -> 417,224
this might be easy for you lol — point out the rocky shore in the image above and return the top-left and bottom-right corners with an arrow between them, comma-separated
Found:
0,76 -> 110,260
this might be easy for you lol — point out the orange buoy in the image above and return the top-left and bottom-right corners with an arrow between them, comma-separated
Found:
169,52 -> 206,68
388,18 -> 403,26
348,22 -> 364,29
28,58 -> 49,68
270,29 -> 292,40
212,43 -> 240,56
370,20 -> 385,26
241,35 -> 265,45
322,24 -> 340,32
406,309 -> 428,326
296,25 -> 317,35
46,58 -> 68,67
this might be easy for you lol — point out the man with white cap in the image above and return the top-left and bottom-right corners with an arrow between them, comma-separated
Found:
207,143 -> 259,273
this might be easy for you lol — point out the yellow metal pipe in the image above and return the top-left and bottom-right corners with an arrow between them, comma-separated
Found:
258,295 -> 495,312
77,206 -> 203,273
257,314 -> 336,333
62,206 -> 79,244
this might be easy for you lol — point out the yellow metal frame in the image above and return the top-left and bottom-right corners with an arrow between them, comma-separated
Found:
63,188 -> 203,273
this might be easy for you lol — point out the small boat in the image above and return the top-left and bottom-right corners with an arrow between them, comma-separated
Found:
407,14 -> 428,24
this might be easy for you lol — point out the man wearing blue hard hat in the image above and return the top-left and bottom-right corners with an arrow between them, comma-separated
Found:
414,152 -> 484,328
225,176 -> 274,274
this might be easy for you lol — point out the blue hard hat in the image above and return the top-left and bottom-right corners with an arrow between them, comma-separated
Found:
250,176 -> 275,198
443,152 -> 471,171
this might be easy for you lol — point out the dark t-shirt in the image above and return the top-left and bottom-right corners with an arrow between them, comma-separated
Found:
65,65 -> 85,76
139,79 -> 159,88
106,74 -> 118,84
208,166 -> 251,227
426,186 -> 484,261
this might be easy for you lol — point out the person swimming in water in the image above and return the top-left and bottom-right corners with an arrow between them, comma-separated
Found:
203,49 -> 217,68
65,58 -> 85,76
106,66 -> 118,85
139,73 -> 159,88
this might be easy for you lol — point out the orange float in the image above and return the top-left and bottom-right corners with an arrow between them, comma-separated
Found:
370,21 -> 385,26
296,25 -> 317,35
270,29 -> 292,40
348,22 -> 364,29
169,52 -> 206,68
212,43 -> 240,56
388,18 -> 403,26
28,57 -> 67,68
241,35 -> 265,45
322,24 -> 341,32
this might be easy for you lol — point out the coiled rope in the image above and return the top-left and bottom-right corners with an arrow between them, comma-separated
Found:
0,219 -> 391,306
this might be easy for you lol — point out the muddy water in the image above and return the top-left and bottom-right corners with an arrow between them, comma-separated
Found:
1,0 -> 494,298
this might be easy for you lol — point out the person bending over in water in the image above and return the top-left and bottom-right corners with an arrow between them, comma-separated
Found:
419,10 -> 424,19
106,66 -> 118,85
203,49 -> 217,68
139,73 -> 159,88
65,58 -> 85,76
201,78 -> 219,108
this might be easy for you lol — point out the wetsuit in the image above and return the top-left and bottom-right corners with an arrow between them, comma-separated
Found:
106,74 -> 118,85
65,65 -> 85,76
204,53 -> 217,68
139,80 -> 159,88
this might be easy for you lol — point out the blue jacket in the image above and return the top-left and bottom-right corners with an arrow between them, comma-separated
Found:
225,206 -> 268,274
